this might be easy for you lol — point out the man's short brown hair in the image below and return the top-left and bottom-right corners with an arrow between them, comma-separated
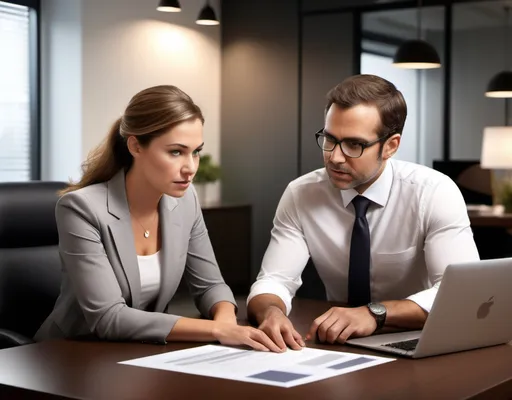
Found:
325,74 -> 407,138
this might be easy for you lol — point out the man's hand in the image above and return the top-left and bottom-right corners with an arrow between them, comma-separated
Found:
258,306 -> 305,351
306,306 -> 376,344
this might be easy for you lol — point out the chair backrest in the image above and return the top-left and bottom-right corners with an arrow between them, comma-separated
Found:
432,160 -> 492,205
0,181 -> 67,338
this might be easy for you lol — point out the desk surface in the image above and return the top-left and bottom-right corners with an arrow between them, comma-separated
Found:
469,211 -> 512,228
0,298 -> 511,400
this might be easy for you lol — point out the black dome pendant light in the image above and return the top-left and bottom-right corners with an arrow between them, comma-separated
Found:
196,1 -> 219,26
485,6 -> 512,98
393,0 -> 441,69
156,0 -> 181,13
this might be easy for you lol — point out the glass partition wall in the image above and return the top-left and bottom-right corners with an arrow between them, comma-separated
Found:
361,0 -> 510,168
451,1 -> 511,161
362,6 -> 445,167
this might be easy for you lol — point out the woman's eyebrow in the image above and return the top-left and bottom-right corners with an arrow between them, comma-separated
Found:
165,142 -> 205,149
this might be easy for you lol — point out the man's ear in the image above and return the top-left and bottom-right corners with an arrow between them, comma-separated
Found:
383,134 -> 401,160
126,136 -> 141,158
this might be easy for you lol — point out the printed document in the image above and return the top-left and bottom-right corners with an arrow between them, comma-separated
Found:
119,345 -> 394,388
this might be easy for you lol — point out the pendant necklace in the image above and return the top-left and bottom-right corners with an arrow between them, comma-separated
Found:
132,211 -> 158,239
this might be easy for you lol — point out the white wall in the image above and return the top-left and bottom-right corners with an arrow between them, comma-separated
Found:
42,0 -> 222,202
40,0 -> 82,182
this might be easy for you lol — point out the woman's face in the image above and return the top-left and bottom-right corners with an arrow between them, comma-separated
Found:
131,118 -> 204,198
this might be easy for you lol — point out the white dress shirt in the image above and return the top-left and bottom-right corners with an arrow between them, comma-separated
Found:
248,159 -> 479,315
137,251 -> 162,311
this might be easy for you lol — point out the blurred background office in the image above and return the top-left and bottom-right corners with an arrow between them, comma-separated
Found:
1,0 -> 511,299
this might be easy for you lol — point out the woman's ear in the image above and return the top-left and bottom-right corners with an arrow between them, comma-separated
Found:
383,133 -> 401,160
126,136 -> 141,158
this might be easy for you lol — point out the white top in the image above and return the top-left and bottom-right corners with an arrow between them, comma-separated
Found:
248,159 -> 480,315
137,251 -> 162,311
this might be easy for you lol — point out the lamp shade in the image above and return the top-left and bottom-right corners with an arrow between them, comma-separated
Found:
481,127 -> 512,169
392,40 -> 441,69
157,0 -> 181,12
485,71 -> 512,98
196,4 -> 219,25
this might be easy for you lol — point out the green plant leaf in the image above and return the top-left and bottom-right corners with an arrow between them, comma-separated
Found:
501,181 -> 512,213
194,153 -> 221,184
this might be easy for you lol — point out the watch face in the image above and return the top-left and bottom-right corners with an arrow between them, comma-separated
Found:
369,303 -> 386,315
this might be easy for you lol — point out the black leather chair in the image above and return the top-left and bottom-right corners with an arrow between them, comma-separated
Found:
0,181 -> 66,348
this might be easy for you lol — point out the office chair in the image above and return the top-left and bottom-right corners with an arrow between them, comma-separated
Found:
432,160 -> 492,205
0,181 -> 67,349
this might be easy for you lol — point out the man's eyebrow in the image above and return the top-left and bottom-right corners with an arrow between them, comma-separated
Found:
323,130 -> 368,142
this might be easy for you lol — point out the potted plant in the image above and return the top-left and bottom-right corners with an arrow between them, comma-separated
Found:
193,154 -> 221,204
500,181 -> 512,214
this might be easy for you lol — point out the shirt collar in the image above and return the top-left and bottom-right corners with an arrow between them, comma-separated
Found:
339,160 -> 394,208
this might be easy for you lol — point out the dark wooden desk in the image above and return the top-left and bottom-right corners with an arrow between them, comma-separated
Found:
469,211 -> 512,259
0,298 -> 511,399
469,212 -> 512,228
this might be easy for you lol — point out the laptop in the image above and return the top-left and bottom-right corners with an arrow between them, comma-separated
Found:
346,258 -> 512,359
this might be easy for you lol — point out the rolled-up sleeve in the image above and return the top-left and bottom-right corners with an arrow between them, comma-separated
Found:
406,177 -> 480,312
247,184 -> 310,315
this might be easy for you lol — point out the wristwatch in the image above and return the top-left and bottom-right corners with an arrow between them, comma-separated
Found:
367,302 -> 387,332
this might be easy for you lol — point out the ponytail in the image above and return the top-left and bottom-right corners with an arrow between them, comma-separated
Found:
59,118 -> 132,195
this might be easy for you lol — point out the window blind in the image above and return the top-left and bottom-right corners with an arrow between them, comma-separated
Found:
0,1 -> 31,181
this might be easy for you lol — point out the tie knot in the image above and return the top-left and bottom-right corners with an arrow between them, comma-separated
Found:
352,196 -> 371,217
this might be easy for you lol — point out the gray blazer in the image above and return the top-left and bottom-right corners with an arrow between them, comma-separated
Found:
35,170 -> 236,343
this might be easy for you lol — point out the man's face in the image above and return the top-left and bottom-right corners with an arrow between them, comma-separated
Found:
322,103 -> 400,193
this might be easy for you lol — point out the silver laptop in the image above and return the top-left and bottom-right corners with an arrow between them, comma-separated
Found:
346,258 -> 512,359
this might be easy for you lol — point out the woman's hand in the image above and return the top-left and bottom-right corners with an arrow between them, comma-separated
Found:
212,323 -> 284,353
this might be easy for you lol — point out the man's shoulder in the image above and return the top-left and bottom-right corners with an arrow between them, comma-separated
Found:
289,168 -> 330,191
391,159 -> 451,189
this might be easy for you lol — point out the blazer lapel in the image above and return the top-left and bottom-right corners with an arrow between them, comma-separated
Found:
154,194 -> 181,312
107,171 -> 141,309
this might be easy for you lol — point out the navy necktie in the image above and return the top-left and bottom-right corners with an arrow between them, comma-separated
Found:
348,195 -> 372,307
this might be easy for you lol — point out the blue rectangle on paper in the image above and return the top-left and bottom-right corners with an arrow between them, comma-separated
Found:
328,357 -> 374,370
249,370 -> 310,383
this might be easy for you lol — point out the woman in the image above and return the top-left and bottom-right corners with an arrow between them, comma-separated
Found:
35,85 -> 280,352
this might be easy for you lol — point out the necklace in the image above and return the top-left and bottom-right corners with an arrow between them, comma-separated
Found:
131,211 -> 158,239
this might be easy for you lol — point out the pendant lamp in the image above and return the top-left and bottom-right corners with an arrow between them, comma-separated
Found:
393,0 -> 441,69
156,0 -> 181,13
485,7 -> 512,98
196,1 -> 219,26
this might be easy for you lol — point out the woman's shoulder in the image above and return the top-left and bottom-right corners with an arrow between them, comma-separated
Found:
161,185 -> 199,215
57,181 -> 109,212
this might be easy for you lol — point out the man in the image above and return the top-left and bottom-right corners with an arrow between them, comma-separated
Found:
247,74 -> 479,351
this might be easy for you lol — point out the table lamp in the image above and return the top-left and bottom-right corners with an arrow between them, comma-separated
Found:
480,126 -> 512,213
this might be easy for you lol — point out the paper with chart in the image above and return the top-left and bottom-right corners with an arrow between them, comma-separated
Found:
119,345 -> 394,388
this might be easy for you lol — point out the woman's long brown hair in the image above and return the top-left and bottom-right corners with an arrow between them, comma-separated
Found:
61,85 -> 204,195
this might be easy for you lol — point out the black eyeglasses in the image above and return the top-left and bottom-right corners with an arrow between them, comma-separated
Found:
315,129 -> 392,159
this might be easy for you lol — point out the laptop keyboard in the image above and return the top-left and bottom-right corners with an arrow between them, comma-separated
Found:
383,338 -> 419,352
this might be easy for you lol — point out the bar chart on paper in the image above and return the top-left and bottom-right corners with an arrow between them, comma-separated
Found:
120,345 -> 394,388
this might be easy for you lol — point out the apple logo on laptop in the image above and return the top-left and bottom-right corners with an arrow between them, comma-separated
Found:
477,296 -> 494,319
